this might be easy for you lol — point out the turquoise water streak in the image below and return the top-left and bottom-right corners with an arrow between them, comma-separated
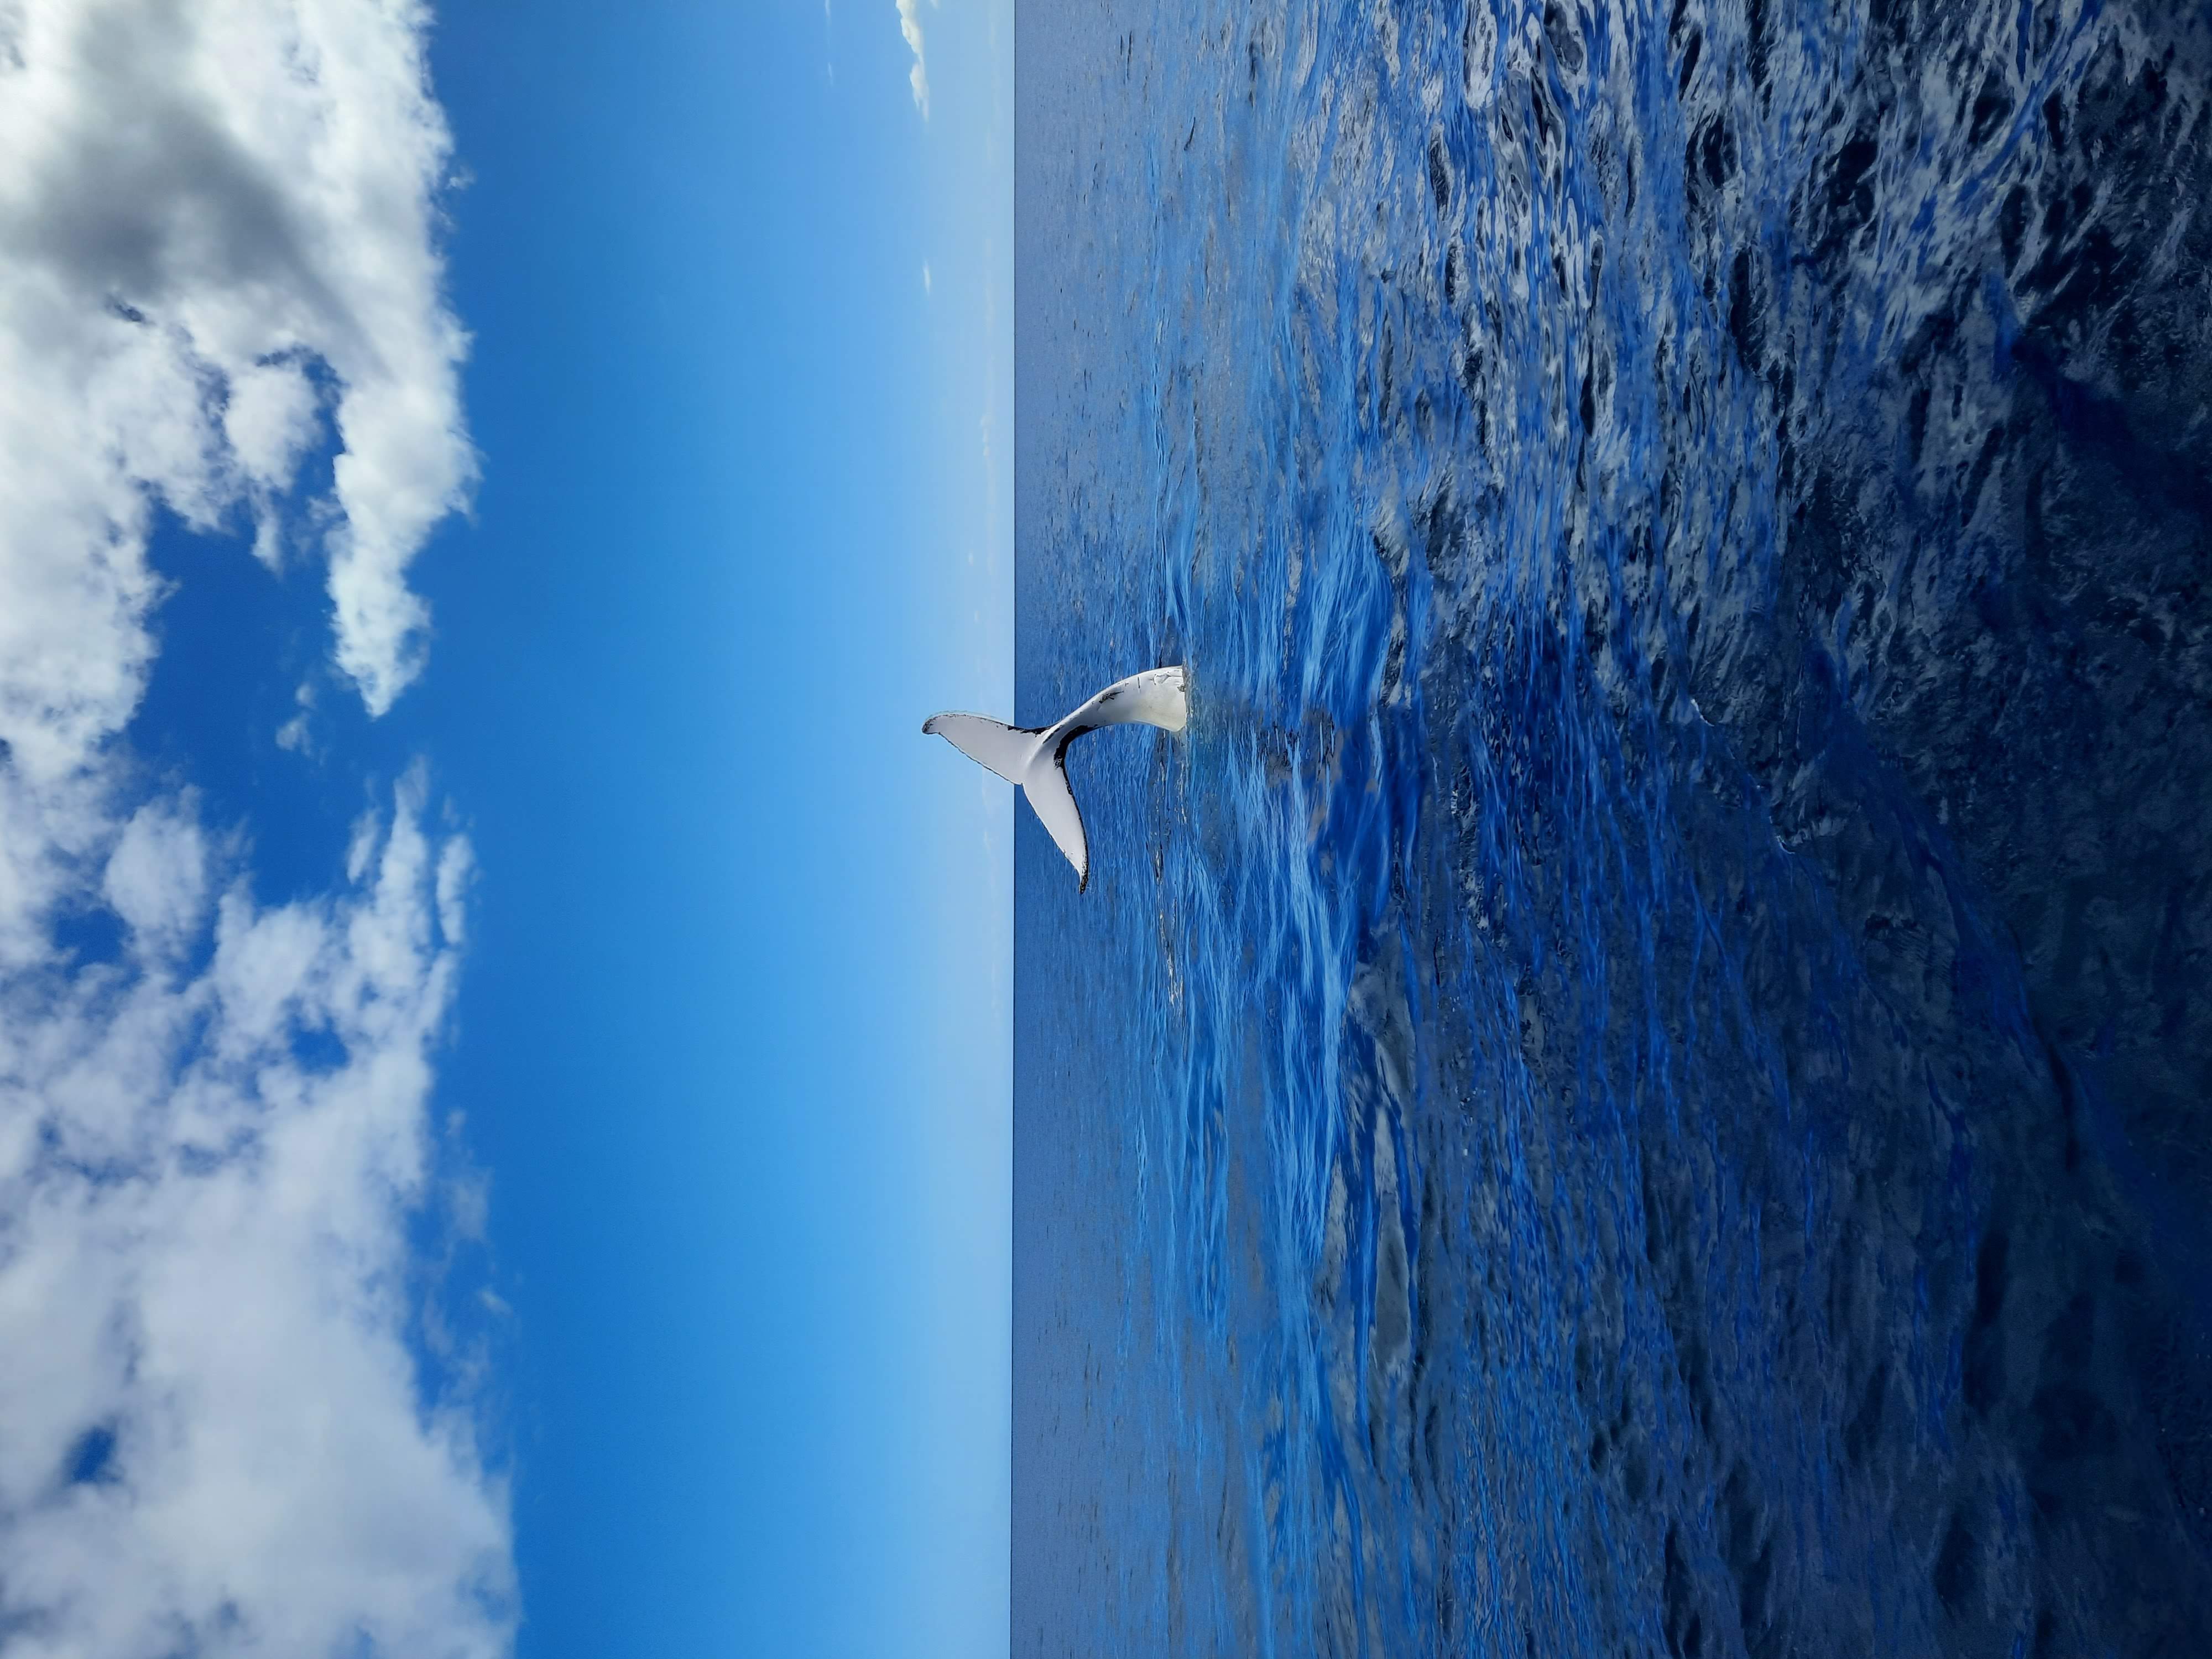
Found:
1016,0 -> 2212,1652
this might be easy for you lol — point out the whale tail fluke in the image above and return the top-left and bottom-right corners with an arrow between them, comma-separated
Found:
920,712 -> 1037,785
923,666 -> 1187,890
1021,740 -> 1090,892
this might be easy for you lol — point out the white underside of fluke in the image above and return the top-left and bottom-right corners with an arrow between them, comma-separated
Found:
923,665 -> 1188,891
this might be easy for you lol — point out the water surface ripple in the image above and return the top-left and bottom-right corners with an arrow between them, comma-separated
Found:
1014,0 -> 2212,1652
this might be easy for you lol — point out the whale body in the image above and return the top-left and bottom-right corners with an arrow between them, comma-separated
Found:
923,666 -> 1188,891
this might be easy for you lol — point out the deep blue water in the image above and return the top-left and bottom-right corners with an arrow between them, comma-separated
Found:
1013,0 -> 2212,1653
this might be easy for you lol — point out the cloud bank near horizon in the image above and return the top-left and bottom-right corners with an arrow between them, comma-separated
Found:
0,2 -> 512,1654
896,0 -> 930,117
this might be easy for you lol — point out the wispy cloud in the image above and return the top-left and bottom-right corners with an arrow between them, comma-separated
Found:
0,2 -> 512,1654
274,679 -> 318,756
896,0 -> 930,117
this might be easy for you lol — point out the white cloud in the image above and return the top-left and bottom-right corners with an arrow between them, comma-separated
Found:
101,795 -> 211,958
896,0 -> 929,117
0,0 -> 476,729
0,3 -> 513,1655
0,773 -> 512,1659
274,679 -> 317,756
922,260 -> 932,295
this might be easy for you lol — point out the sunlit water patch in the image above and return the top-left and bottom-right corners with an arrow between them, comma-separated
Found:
1015,0 -> 2212,1652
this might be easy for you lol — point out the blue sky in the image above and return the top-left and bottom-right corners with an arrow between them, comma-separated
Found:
0,2 -> 1010,1655
419,3 -> 1014,1650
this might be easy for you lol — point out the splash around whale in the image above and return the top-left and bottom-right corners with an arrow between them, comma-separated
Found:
924,666 -> 1188,891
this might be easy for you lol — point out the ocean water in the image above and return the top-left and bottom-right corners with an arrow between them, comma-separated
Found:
1012,0 -> 2212,1653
